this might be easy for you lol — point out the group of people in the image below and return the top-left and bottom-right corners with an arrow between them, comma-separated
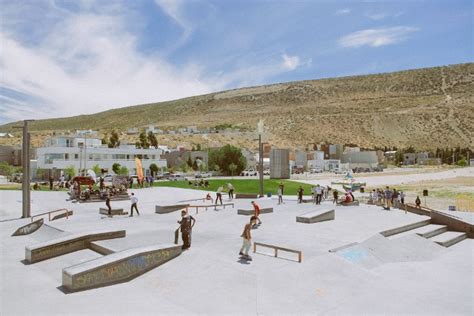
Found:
188,179 -> 210,187
129,175 -> 154,189
369,186 -> 406,210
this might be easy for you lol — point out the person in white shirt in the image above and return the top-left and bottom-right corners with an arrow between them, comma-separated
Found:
130,193 -> 140,216
315,185 -> 323,204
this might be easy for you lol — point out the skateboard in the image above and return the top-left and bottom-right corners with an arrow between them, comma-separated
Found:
239,255 -> 252,261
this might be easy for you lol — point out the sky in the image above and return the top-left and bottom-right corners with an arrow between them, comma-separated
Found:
0,0 -> 472,124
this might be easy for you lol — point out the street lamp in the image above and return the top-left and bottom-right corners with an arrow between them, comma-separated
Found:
257,120 -> 264,198
13,120 -> 35,218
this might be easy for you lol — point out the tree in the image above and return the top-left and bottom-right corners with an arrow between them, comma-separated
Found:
118,166 -> 129,175
91,164 -> 101,175
136,132 -> 149,149
147,131 -> 158,148
64,165 -> 76,179
209,145 -> 246,176
0,161 -> 14,176
456,158 -> 468,167
112,163 -> 121,174
101,133 -> 108,145
35,168 -> 46,180
187,156 -> 193,168
196,144 -> 202,151
192,159 -> 199,171
108,130 -> 120,148
149,163 -> 159,176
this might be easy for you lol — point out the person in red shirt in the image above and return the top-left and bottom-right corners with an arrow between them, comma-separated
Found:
251,201 -> 262,225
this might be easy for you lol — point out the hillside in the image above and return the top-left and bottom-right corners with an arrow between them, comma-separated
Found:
1,63 -> 473,150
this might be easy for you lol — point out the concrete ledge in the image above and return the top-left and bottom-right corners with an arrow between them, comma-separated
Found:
25,230 -> 126,263
62,244 -> 181,292
155,204 -> 190,214
12,218 -> 44,236
431,231 -> 468,247
430,210 -> 474,238
235,193 -> 258,199
379,219 -> 431,237
238,208 -> 273,216
99,208 -> 128,216
340,201 -> 360,206
296,209 -> 335,223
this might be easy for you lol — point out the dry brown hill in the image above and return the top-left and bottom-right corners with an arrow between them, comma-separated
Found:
1,63 -> 473,150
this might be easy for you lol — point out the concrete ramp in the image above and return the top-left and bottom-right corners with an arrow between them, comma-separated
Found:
25,230 -> 125,263
62,244 -> 182,292
11,219 -> 44,236
99,208 -> 128,216
296,209 -> 335,223
155,204 -> 190,214
238,208 -> 273,215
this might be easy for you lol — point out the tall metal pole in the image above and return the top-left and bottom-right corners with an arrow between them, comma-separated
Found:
259,133 -> 264,197
84,132 -> 87,175
22,120 -> 32,218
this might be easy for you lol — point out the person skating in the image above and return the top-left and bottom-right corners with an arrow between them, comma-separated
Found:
297,186 -> 304,204
277,186 -> 284,205
227,183 -> 234,200
105,193 -> 112,217
216,186 -> 223,205
178,209 -> 196,250
129,193 -> 140,216
315,185 -> 323,204
251,201 -> 262,225
239,217 -> 256,260
333,190 -> 339,204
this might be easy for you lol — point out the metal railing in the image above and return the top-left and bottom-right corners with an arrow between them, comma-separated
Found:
253,242 -> 303,263
31,208 -> 71,222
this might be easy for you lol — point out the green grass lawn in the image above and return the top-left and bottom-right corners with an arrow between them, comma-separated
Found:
153,179 -> 314,195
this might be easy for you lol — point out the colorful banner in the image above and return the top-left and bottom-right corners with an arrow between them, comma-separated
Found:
135,158 -> 144,181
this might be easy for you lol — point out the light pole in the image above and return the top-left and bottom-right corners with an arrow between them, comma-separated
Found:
257,120 -> 264,198
15,120 -> 34,218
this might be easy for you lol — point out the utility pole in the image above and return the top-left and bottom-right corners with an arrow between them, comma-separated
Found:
257,120 -> 264,198
21,120 -> 33,218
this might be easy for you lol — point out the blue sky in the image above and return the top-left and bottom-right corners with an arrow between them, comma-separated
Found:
0,0 -> 472,124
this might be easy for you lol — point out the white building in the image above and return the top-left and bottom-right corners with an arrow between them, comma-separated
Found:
37,135 -> 167,176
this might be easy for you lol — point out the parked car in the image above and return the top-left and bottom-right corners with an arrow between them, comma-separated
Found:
263,169 -> 270,175
155,172 -> 170,180
169,174 -> 185,181
309,168 -> 323,174
241,169 -> 258,176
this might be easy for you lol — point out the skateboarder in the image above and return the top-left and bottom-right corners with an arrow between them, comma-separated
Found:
178,209 -> 196,250
277,186 -> 284,204
415,196 -> 421,208
297,186 -> 304,204
227,183 -> 234,200
216,186 -> 223,205
239,216 -> 256,260
333,190 -> 339,204
129,193 -> 140,216
105,193 -> 112,217
251,201 -> 262,225
315,185 -> 323,204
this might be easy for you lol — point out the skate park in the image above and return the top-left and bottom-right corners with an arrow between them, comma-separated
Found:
1,181 -> 473,315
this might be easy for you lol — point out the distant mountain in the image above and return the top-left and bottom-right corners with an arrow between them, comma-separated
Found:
1,63 -> 473,150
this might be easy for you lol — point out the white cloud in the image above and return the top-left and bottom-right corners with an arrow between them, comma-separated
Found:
335,8 -> 351,16
281,54 -> 301,71
0,10 -> 216,124
154,0 -> 192,51
339,26 -> 419,48
366,12 -> 388,20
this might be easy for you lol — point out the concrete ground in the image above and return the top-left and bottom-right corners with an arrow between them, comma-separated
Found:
0,183 -> 473,315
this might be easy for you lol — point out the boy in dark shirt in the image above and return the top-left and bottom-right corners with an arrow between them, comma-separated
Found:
178,209 -> 196,250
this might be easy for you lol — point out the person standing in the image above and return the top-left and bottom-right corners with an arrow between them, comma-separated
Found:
415,196 -> 421,208
277,186 -> 284,205
315,185 -> 323,204
239,217 -> 255,260
400,191 -> 405,205
105,193 -> 112,217
384,186 -> 393,210
251,201 -> 262,225
49,176 -> 54,191
333,190 -> 339,204
130,193 -> 140,216
279,182 -> 285,196
227,183 -> 234,200
297,186 -> 304,204
178,209 -> 196,250
216,186 -> 223,205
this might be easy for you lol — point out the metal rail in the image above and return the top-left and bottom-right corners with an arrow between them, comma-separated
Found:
253,242 -> 303,263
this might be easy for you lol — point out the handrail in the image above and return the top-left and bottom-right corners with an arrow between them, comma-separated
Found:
188,203 -> 234,214
31,208 -> 71,222
253,242 -> 303,263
